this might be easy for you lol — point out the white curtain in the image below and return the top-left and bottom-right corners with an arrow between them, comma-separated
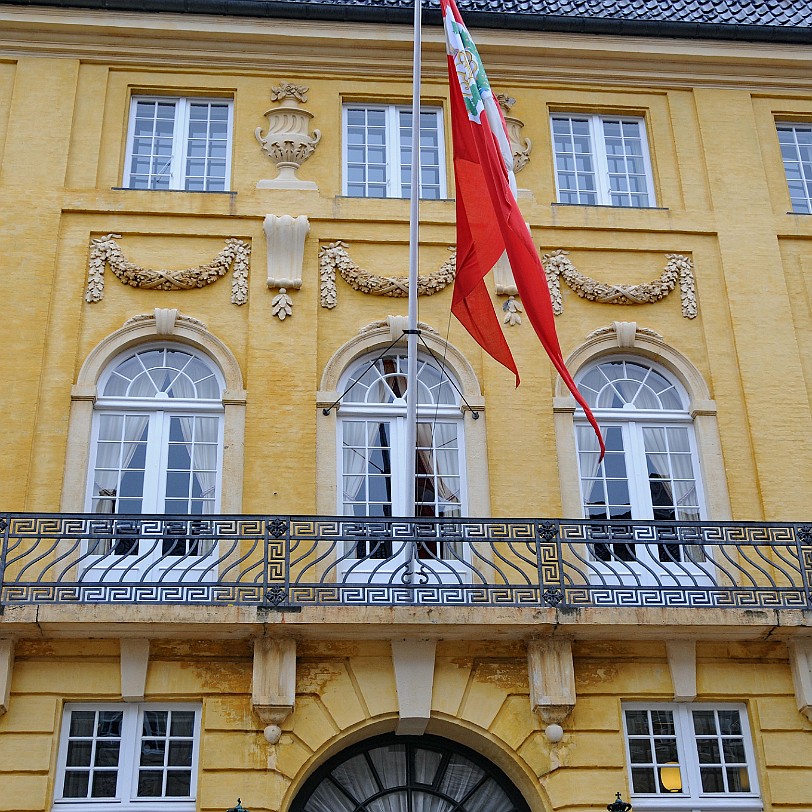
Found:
176,416 -> 219,515
91,413 -> 149,554
175,415 -> 219,556
342,421 -> 389,507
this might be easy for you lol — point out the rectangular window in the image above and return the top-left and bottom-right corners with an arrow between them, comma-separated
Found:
551,114 -> 655,207
343,104 -> 446,199
623,704 -> 762,811
124,97 -> 233,191
777,122 -> 812,213
54,704 -> 200,811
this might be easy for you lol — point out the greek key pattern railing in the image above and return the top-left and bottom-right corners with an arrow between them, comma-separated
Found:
0,514 -> 810,609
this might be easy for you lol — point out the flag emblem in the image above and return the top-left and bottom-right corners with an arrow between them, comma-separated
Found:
440,0 -> 605,457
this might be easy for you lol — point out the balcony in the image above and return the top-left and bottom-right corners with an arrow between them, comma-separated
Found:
1,514 -> 809,612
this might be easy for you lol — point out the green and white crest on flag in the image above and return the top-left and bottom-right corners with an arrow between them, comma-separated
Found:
448,19 -> 491,121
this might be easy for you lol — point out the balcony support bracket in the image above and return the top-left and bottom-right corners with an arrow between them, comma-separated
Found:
120,639 -> 150,702
789,639 -> 812,722
0,638 -> 15,716
528,639 -> 576,729
667,639 -> 697,702
392,639 -> 436,735
253,638 -> 296,744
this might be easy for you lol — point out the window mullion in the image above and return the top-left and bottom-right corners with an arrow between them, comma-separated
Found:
121,705 -> 139,803
626,422 -> 653,520
391,416 -> 407,516
389,106 -> 400,198
592,115 -> 612,204
172,99 -> 188,190
143,412 -> 167,514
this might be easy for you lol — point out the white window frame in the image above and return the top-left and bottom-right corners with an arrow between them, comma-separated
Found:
576,416 -> 706,522
335,356 -> 467,519
573,359 -> 710,583
622,703 -> 762,812
776,121 -> 812,214
82,346 -> 226,581
123,96 -> 233,191
551,113 -> 656,207
342,103 -> 447,199
574,358 -> 707,523
54,703 -> 201,812
86,346 -> 226,517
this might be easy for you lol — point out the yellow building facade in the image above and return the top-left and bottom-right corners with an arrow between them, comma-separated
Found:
0,2 -> 811,811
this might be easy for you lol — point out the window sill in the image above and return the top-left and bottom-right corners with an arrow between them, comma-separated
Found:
787,209 -> 812,215
552,202 -> 668,211
337,195 -> 455,203
53,802 -> 196,812
112,187 -> 236,196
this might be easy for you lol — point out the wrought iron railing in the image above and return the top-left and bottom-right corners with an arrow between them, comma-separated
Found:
0,514 -> 810,609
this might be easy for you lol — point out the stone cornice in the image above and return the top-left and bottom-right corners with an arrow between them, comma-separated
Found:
1,7 -> 811,89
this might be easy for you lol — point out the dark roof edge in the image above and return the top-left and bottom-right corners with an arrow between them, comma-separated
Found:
4,0 -> 812,45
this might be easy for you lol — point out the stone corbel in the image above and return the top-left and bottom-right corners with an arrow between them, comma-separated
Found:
253,638 -> 296,743
788,639 -> 812,722
491,222 -> 531,297
264,214 -> 309,321
120,639 -> 150,702
0,638 -> 15,716
392,639 -> 436,735
528,639 -> 576,739
666,640 -> 697,702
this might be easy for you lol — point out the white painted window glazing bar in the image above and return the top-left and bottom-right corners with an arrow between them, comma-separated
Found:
343,104 -> 445,199
54,704 -> 201,811
551,113 -> 655,207
777,123 -> 812,213
622,703 -> 762,811
124,97 -> 232,191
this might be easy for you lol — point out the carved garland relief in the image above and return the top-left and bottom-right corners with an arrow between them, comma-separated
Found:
85,234 -> 250,305
318,242 -> 698,321
318,241 -> 456,309
542,250 -> 697,319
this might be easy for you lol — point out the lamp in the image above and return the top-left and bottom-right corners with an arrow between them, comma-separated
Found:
659,761 -> 682,793
606,792 -> 632,812
226,801 -> 249,812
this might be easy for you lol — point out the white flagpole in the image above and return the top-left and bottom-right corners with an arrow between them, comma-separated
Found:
405,0 -> 422,520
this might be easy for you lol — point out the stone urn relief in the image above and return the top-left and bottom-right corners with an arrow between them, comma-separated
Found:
255,82 -> 321,190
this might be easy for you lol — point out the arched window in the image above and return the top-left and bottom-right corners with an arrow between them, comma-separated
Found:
291,734 -> 531,812
575,358 -> 709,569
575,358 -> 703,524
338,353 -> 465,519
87,345 -> 225,518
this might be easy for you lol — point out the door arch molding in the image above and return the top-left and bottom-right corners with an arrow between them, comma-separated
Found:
288,732 -> 533,812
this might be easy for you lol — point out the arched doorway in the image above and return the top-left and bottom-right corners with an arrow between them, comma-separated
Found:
290,734 -> 531,812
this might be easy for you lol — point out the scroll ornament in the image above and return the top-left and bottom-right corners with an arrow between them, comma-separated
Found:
318,241 -> 456,308
495,93 -> 532,174
542,250 -> 697,319
86,234 -> 250,305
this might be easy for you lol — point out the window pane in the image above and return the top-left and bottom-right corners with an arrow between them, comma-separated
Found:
631,767 -> 656,793
70,711 -> 96,737
66,741 -> 93,767
170,711 -> 196,737
91,771 -> 119,798
137,770 -> 164,797
166,770 -> 192,796
63,771 -> 90,798
94,741 -> 120,767
700,766 -> 725,792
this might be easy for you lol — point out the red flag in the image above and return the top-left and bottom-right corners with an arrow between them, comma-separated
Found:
441,0 -> 604,456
